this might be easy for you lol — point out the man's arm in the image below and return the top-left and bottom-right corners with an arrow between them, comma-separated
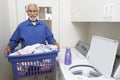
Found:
4,26 -> 20,54
4,45 -> 12,54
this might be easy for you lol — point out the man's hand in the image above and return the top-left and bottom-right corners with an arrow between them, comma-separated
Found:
4,45 -> 11,54
53,42 -> 60,49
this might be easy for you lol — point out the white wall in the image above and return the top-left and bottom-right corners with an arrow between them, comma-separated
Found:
0,0 -> 13,80
88,22 -> 120,55
59,0 -> 89,48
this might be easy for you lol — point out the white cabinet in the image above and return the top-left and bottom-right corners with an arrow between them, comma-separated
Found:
71,0 -> 120,22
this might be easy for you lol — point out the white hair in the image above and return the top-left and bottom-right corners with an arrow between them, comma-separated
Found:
26,3 -> 39,11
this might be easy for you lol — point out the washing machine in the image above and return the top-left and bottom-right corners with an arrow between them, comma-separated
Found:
68,35 -> 119,80
69,64 -> 109,80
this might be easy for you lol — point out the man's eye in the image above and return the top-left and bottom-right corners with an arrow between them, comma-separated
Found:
28,10 -> 32,12
28,10 -> 37,12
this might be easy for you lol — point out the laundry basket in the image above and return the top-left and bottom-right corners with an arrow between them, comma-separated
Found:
5,51 -> 58,78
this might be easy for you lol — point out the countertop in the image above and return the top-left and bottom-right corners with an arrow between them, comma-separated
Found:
57,48 -> 116,80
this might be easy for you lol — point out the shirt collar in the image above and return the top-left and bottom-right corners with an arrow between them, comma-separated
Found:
26,18 -> 41,26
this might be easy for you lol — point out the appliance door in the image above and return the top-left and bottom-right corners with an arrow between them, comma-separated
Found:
87,35 -> 118,77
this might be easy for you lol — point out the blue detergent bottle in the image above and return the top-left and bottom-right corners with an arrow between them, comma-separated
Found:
64,47 -> 72,65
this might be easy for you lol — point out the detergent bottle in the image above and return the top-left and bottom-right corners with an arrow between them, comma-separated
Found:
64,47 -> 72,65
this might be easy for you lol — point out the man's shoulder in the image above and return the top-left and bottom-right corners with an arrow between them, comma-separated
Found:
37,20 -> 48,27
20,19 -> 29,24
18,20 -> 29,27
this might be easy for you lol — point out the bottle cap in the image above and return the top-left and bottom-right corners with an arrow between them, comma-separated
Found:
66,44 -> 70,49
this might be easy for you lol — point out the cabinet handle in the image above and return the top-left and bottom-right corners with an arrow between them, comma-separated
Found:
104,4 -> 115,20
108,4 -> 112,17
107,4 -> 112,20
104,5 -> 109,18
109,3 -> 116,17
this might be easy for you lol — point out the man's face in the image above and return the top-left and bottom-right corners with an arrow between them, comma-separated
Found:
27,5 -> 38,22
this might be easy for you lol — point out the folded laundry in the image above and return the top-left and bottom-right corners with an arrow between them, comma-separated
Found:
9,43 -> 43,56
33,44 -> 58,54
9,44 -> 58,56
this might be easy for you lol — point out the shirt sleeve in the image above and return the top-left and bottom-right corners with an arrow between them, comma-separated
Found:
8,27 -> 20,50
45,25 -> 56,44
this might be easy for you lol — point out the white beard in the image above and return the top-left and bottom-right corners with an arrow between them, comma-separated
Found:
29,17 -> 37,22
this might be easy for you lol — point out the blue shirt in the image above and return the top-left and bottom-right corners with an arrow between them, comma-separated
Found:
8,19 -> 56,50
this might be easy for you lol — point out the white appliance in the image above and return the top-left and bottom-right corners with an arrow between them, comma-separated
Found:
87,35 -> 118,77
57,35 -> 119,80
70,35 -> 118,80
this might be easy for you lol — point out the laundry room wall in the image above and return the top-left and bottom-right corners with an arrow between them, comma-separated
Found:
0,0 -> 13,80
59,0 -> 89,48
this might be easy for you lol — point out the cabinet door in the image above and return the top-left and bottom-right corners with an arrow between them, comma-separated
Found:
71,0 -> 90,21
71,0 -> 120,22
71,0 -> 106,22
103,0 -> 120,22
87,0 -> 107,21
109,0 -> 120,21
